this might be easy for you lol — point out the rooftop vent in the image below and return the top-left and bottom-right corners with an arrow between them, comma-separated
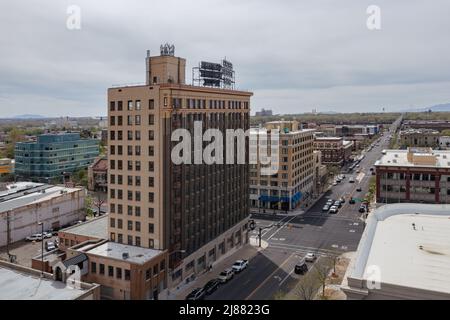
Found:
444,155 -> 447,159
393,159 -> 397,163
122,252 -> 129,260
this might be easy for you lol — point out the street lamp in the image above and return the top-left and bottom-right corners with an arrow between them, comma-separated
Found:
38,221 -> 44,277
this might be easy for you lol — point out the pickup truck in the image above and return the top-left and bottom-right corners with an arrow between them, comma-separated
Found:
231,260 -> 248,273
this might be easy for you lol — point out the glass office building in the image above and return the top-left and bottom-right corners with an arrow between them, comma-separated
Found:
15,133 -> 99,181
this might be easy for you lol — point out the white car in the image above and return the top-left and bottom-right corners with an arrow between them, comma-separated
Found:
218,268 -> 234,283
232,260 -> 248,273
43,232 -> 53,239
305,253 -> 317,262
329,206 -> 338,214
322,204 -> 330,212
26,234 -> 43,242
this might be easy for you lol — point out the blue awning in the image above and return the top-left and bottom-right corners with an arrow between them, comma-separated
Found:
259,191 -> 302,204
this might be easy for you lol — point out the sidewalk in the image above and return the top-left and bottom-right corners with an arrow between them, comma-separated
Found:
162,244 -> 262,300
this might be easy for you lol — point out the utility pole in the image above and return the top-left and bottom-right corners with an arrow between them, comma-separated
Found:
6,211 -> 11,258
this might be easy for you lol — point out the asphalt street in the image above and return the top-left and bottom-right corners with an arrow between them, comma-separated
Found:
207,130 -> 392,300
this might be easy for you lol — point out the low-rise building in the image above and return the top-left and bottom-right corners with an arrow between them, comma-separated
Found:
342,203 -> 450,300
14,132 -> 99,182
399,128 -> 440,148
250,121 -> 316,211
375,148 -> 450,204
313,150 -> 328,195
88,157 -> 108,192
0,182 -> 86,247
313,137 -> 353,166
439,135 -> 450,149
0,259 -> 100,300
0,158 -> 13,175
255,108 -> 273,117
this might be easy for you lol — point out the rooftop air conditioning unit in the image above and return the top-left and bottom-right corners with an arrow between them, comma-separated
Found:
122,252 -> 129,260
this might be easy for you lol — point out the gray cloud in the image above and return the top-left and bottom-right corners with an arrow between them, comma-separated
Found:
0,0 -> 449,117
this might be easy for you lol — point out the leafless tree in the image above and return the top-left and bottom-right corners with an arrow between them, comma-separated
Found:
295,274 -> 321,300
93,193 -> 106,216
313,257 -> 333,298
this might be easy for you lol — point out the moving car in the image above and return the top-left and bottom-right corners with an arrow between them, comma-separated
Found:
356,187 -> 362,192
218,268 -> 234,283
203,279 -> 220,295
232,260 -> 248,273
322,204 -> 330,212
185,288 -> 206,300
305,252 -> 317,262
349,177 -> 355,183
294,260 -> 308,275
329,206 -> 338,214
349,198 -> 356,204
359,205 -> 367,213
43,232 -> 53,239
340,197 -> 346,203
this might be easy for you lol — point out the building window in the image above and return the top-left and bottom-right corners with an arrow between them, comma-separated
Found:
148,208 -> 154,218
110,233 -> 115,241
108,266 -> 114,277
128,100 -> 133,110
118,101 -> 123,111
127,235 -> 133,245
135,191 -> 141,201
116,267 -> 122,279
127,205 -> 133,215
127,115 -> 133,125
91,262 -> 97,274
110,218 -> 115,228
153,264 -> 159,275
99,264 -> 105,275
117,219 -> 123,229
135,130 -> 141,141
148,161 -> 154,171
148,192 -> 154,203
148,176 -> 154,187
148,146 -> 154,156
135,176 -> 141,186
135,236 -> 141,247
148,223 -> 154,234
135,206 -> 141,217
146,269 -> 151,280
118,233 -> 123,243
148,130 -> 154,140
149,239 -> 154,248
128,191 -> 133,201
125,269 -> 131,281
136,100 -> 141,110
149,99 -> 155,109
135,161 -> 141,171
148,114 -> 154,125
135,145 -> 141,156
110,101 -> 115,111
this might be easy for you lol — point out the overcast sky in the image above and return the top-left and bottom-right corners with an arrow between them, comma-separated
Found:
1,0 -> 450,117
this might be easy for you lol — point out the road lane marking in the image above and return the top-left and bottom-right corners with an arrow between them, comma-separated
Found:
245,252 -> 295,300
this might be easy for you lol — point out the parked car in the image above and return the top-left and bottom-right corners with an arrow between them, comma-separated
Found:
203,279 -> 221,295
232,259 -> 248,273
349,177 -> 355,183
185,288 -> 206,300
294,260 -> 308,275
349,198 -> 356,204
326,199 -> 334,206
359,205 -> 366,213
45,241 -> 56,251
329,206 -> 339,214
333,200 -> 342,208
356,187 -> 362,192
340,197 -> 346,203
43,232 -> 53,239
218,268 -> 234,283
25,234 -> 42,242
305,252 -> 317,262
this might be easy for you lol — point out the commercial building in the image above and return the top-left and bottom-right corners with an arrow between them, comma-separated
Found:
88,156 -> 108,192
439,135 -> 450,149
313,150 -> 328,195
14,132 -> 99,182
0,260 -> 100,300
249,121 -> 316,211
313,137 -> 353,166
255,108 -> 273,117
0,182 -> 86,247
107,45 -> 252,289
402,120 -> 450,132
399,128 -> 440,148
342,203 -> 450,300
0,158 -> 13,175
375,148 -> 450,204
335,125 -> 379,137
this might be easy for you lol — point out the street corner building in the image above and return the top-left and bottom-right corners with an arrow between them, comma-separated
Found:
375,147 -> 450,204
342,203 -> 450,300
106,45 -> 253,294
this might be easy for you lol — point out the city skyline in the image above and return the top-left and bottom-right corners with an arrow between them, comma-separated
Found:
1,0 -> 450,117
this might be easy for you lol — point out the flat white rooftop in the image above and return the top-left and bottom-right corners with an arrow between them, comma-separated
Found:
0,182 -> 82,213
0,266 -> 90,300
375,149 -> 450,168
85,241 -> 164,264
348,203 -> 450,297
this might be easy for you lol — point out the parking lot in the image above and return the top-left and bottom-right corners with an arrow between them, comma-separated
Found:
0,235 -> 59,267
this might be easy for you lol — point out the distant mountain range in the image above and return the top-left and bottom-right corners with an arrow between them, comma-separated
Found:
402,103 -> 450,113
12,114 -> 46,119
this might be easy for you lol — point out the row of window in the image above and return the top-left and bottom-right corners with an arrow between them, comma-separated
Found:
110,114 -> 155,126
109,174 -> 154,187
110,145 -> 154,156
91,262 -> 131,280
109,130 -> 154,141
109,160 -> 154,171
110,189 -> 154,202
110,203 -> 154,217
110,218 -> 154,233
110,233 -> 155,248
